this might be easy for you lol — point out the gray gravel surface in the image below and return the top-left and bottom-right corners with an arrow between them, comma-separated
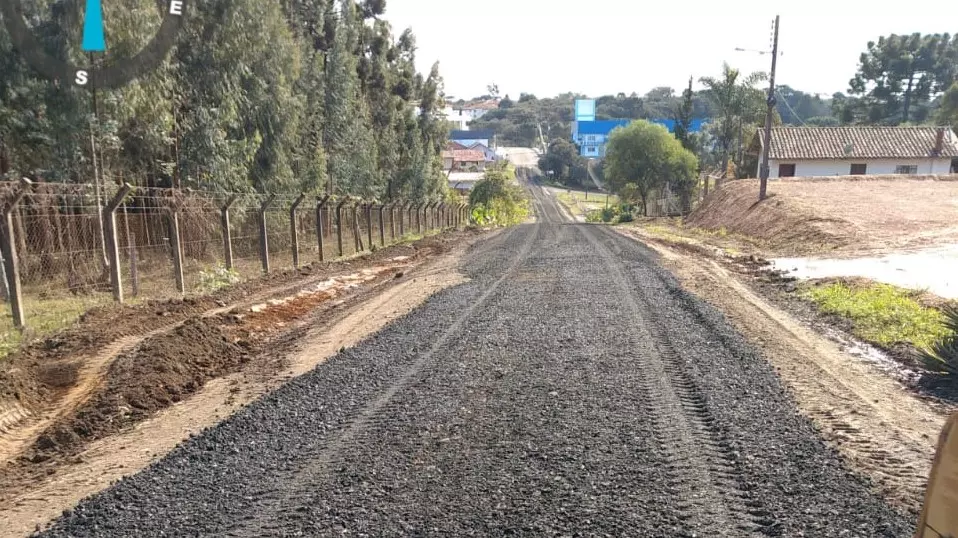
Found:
39,186 -> 913,537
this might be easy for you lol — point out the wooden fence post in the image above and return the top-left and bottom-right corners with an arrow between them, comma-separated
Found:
378,204 -> 386,246
290,193 -> 306,268
401,202 -> 409,237
1,178 -> 32,329
221,194 -> 238,270
168,204 -> 186,294
259,194 -> 276,274
104,183 -> 134,302
336,197 -> 348,257
316,195 -> 329,262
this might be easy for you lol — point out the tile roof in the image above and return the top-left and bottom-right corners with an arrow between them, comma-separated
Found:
440,149 -> 485,162
761,126 -> 958,160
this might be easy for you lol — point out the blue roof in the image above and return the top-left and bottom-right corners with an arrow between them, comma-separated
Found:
575,120 -> 631,136
450,130 -> 493,140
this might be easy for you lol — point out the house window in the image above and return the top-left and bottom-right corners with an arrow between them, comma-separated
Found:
778,164 -> 796,177
895,165 -> 918,174
850,163 -> 867,175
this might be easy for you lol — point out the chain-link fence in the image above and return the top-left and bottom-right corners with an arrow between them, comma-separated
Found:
0,180 -> 470,337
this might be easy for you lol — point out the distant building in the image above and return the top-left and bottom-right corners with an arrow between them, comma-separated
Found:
570,99 -> 705,158
447,172 -> 485,194
441,149 -> 487,172
749,126 -> 958,178
419,99 -> 499,131
572,120 -> 630,158
450,130 -> 494,148
466,142 -> 498,162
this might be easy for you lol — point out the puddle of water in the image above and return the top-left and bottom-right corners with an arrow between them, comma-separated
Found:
819,325 -> 922,385
771,244 -> 958,299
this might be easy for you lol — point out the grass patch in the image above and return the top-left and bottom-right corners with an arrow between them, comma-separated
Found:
803,281 -> 952,350
555,191 -> 619,219
0,294 -> 115,358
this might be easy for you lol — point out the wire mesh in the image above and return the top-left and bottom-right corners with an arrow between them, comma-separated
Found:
0,181 -> 452,341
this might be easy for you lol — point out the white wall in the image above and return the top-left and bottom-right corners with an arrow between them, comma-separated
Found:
769,158 -> 953,178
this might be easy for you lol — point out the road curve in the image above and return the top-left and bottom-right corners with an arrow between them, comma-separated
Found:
40,189 -> 912,536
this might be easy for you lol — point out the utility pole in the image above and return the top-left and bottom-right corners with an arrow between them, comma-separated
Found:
758,15 -> 780,201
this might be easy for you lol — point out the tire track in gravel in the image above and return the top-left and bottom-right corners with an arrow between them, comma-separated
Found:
223,223 -> 540,537
38,211 -> 913,534
579,224 -> 771,537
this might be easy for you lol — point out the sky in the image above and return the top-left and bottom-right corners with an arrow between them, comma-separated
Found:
384,0 -> 956,101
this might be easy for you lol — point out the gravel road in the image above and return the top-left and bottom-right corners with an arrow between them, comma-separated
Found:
40,185 -> 913,537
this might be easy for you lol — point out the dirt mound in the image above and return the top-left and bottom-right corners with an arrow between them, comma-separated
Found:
687,176 -> 958,255
27,317 -> 249,461
686,179 -> 856,255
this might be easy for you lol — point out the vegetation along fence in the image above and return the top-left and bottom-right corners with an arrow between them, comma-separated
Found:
0,179 -> 470,335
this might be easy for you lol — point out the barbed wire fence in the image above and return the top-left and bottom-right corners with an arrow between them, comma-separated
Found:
0,179 -> 471,335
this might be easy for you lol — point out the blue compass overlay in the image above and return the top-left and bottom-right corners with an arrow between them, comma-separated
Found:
81,0 -> 106,52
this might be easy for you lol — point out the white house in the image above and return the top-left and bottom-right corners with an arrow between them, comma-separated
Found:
752,126 -> 958,178
415,99 -> 499,131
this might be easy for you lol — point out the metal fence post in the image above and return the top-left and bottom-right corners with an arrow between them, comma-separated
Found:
336,197 -> 348,257
1,178 -> 31,329
259,194 -> 276,274
104,184 -> 134,302
221,194 -> 238,270
316,195 -> 329,262
290,193 -> 306,268
378,204 -> 386,246
168,205 -> 186,294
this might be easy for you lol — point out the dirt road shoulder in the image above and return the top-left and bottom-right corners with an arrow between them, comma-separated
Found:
0,232 -> 487,538
615,226 -> 949,514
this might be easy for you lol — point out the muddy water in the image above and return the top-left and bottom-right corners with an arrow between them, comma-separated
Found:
772,244 -> 958,299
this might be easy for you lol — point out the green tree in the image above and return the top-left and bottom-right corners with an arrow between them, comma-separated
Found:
468,163 -> 529,226
937,82 -> 958,132
604,120 -> 698,216
538,138 -> 587,186
850,33 -> 958,124
699,63 -> 766,180
673,76 -> 696,153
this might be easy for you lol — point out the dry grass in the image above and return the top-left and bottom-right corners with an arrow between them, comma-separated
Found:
686,177 -> 958,256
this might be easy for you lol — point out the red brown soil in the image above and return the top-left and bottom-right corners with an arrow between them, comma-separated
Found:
27,318 -> 250,462
0,230 -> 476,471
686,176 -> 958,256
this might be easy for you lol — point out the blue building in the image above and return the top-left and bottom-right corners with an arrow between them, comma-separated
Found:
570,99 -> 706,158
572,120 -> 631,157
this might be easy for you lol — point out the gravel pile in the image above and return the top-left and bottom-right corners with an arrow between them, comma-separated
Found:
41,196 -> 912,537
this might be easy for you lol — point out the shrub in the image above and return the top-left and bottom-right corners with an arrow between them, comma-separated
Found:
468,164 -> 530,227
198,265 -> 241,293
585,209 -> 604,223
919,305 -> 958,377
616,211 -> 634,223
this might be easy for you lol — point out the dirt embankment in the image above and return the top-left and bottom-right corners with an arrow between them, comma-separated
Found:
686,176 -> 958,256
0,231 -> 478,472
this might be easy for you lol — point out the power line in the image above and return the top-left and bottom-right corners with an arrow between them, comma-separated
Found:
776,90 -> 808,126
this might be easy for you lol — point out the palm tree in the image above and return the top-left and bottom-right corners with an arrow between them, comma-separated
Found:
699,63 -> 766,183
